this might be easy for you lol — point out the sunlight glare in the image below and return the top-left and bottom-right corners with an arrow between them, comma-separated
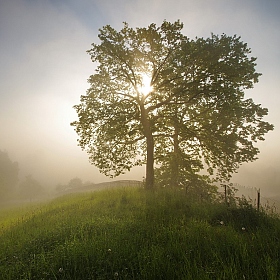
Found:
138,73 -> 153,96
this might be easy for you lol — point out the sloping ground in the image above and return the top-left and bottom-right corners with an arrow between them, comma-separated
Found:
262,195 -> 280,213
1,187 -> 280,279
59,180 -> 143,194
225,184 -> 280,213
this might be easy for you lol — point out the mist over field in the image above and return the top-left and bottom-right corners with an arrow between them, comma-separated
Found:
0,0 -> 280,197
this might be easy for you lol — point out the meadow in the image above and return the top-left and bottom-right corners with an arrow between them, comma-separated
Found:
0,186 -> 280,279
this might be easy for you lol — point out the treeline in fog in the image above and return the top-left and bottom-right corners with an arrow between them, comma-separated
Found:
0,150 -> 92,204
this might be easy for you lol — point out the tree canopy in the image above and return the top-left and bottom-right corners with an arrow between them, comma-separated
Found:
71,20 -> 273,189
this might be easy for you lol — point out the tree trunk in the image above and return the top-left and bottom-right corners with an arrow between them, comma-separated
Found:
146,133 -> 154,189
171,103 -> 179,188
140,102 -> 154,189
171,124 -> 179,188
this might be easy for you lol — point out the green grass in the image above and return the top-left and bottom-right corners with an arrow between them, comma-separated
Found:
0,187 -> 280,279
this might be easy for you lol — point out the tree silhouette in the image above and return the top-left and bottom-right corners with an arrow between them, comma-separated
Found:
72,20 -> 273,189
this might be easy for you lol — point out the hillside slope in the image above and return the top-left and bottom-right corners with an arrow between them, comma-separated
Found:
1,187 -> 280,279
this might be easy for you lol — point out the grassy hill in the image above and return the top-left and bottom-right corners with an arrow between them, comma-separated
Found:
0,186 -> 280,279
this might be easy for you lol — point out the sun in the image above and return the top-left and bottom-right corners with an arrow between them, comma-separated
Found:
138,73 -> 153,96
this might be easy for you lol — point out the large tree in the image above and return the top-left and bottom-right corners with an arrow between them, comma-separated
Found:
71,20 -> 273,189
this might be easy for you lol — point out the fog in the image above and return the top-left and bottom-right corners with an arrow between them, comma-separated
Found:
0,0 -> 279,196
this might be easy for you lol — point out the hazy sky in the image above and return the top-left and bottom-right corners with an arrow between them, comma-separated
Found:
0,0 -> 279,194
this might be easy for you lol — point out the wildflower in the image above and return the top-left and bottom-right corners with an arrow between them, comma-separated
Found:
220,221 -> 224,225
59,268 -> 63,273
114,272 -> 119,277
108,248 -> 112,252
242,227 -> 246,231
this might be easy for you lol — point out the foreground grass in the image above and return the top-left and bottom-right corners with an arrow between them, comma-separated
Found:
0,187 -> 280,279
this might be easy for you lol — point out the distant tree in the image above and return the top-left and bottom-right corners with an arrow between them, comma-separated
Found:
72,20 -> 273,189
0,150 -> 19,199
83,180 -> 94,186
55,183 -> 65,192
68,177 -> 83,189
19,175 -> 44,200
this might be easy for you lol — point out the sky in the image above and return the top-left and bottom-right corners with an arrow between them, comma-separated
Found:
0,0 -> 279,195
